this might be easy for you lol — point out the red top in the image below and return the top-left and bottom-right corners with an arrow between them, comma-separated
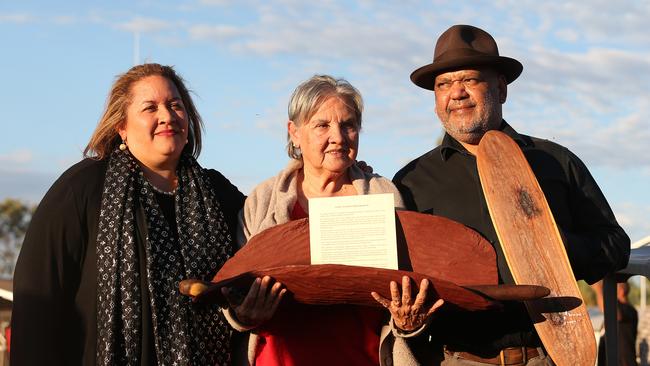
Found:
254,201 -> 384,366
290,200 -> 308,220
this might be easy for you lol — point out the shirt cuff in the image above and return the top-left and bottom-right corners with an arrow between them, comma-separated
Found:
221,307 -> 257,332
390,316 -> 429,338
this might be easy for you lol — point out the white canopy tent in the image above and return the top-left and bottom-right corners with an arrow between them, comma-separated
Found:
633,235 -> 650,313
0,289 -> 10,303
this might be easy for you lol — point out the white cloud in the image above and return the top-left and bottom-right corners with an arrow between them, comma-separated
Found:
51,15 -> 77,25
508,43 -> 650,168
0,149 -> 33,165
0,13 -> 33,24
117,17 -> 170,33
8,1 -> 647,176
180,0 -> 650,172
614,202 -> 650,243
87,11 -> 108,25
516,0 -> 650,47
198,0 -> 234,5
555,28 -> 579,43
188,24 -> 243,40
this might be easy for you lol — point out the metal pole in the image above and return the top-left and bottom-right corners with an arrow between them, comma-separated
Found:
604,273 -> 619,366
641,276 -> 646,314
133,32 -> 140,66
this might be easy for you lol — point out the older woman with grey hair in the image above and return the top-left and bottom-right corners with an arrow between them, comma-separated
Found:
221,75 -> 443,366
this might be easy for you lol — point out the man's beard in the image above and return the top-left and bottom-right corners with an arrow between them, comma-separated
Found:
438,88 -> 501,145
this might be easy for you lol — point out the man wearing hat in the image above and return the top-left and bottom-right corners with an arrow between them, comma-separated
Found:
393,25 -> 630,365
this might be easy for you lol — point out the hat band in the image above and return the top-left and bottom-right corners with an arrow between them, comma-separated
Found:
435,47 -> 500,62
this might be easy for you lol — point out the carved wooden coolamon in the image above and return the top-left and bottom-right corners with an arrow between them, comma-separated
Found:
181,210 -> 549,311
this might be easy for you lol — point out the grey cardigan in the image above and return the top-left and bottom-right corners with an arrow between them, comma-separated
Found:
238,159 -> 405,242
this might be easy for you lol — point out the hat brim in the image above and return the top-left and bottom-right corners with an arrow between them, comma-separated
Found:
411,55 -> 523,90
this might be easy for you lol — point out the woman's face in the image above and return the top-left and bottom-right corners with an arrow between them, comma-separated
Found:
289,96 -> 359,175
119,75 -> 189,170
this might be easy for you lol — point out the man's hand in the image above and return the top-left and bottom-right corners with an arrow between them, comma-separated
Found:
356,160 -> 374,174
222,275 -> 286,328
371,276 -> 444,332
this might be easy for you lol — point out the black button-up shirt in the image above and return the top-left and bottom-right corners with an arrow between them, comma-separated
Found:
393,121 -> 630,352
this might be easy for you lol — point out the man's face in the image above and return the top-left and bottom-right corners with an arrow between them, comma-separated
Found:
434,68 -> 506,144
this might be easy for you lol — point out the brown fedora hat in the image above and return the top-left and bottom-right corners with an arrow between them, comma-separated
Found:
411,24 -> 523,90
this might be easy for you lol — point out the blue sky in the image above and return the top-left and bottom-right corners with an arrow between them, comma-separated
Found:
1,0 -> 649,242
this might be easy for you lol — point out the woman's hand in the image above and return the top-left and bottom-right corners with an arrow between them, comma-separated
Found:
356,160 -> 374,174
371,276 -> 444,332
222,276 -> 286,328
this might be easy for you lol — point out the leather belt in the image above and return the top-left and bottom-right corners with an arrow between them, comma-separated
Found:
444,346 -> 540,365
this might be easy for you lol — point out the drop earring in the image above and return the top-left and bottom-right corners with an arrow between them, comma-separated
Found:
292,143 -> 301,158
119,139 -> 128,151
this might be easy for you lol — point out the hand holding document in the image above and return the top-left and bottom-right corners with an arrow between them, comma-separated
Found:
308,193 -> 398,270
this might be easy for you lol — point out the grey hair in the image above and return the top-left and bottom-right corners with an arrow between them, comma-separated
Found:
286,75 -> 363,159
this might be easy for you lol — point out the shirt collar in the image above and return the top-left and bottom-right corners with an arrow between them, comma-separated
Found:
439,120 -> 531,161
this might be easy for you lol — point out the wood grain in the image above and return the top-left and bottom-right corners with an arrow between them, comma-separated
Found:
180,276 -> 548,308
476,130 -> 596,366
396,211 -> 498,285
192,211 -> 505,311
181,207 -> 548,313
185,264 -> 500,310
216,211 -> 498,285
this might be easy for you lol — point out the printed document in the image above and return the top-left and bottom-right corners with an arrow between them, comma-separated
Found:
308,193 -> 397,269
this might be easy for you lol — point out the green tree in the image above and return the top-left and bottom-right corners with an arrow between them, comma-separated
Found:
626,277 -> 649,307
0,198 -> 35,278
578,280 -> 597,307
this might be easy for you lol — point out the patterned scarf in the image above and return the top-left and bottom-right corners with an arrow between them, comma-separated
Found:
96,148 -> 234,365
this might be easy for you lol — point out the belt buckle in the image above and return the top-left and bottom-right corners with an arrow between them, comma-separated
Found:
499,347 -> 528,366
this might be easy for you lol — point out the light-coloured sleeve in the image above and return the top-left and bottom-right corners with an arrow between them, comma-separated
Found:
390,317 -> 430,338
234,174 -> 281,246
221,306 -> 257,332
379,324 -> 422,366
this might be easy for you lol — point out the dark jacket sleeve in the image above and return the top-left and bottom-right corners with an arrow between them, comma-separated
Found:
11,172 -> 86,365
207,169 -> 246,239
560,149 -> 630,284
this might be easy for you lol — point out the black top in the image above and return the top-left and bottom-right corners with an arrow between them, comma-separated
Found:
11,158 -> 245,366
393,121 -> 630,353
